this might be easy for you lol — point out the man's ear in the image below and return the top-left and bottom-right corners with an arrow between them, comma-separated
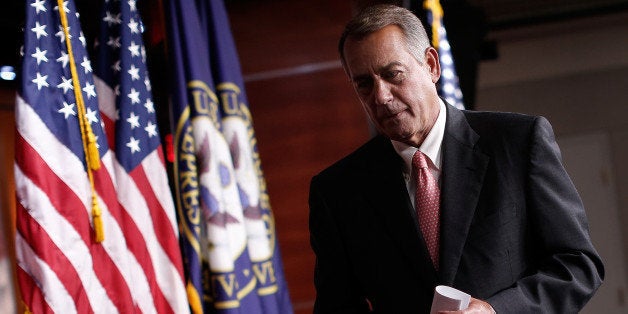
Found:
424,47 -> 441,83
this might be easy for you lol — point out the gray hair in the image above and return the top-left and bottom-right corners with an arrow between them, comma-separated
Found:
338,4 -> 431,68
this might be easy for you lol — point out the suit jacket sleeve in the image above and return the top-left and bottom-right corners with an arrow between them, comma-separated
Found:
309,175 -> 373,313
486,116 -> 604,313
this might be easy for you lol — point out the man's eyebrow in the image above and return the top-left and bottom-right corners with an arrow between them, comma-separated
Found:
382,61 -> 404,68
351,74 -> 370,83
379,61 -> 405,72
350,61 -> 406,82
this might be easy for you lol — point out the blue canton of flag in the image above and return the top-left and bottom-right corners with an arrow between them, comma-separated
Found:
95,0 -> 158,170
22,0 -> 106,156
424,0 -> 465,109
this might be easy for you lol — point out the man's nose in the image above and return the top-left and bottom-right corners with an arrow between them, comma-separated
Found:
373,80 -> 393,106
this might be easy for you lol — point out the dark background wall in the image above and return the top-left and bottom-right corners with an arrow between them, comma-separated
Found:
2,0 -> 628,313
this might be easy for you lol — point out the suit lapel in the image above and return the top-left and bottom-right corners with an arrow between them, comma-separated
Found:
439,105 -> 489,285
362,136 -> 438,285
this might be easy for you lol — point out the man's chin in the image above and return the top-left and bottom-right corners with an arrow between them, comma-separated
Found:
385,131 -> 413,143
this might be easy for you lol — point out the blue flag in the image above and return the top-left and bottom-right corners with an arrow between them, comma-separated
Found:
423,0 -> 465,109
165,0 -> 293,313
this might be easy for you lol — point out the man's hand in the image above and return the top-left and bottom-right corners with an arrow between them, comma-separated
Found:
439,297 -> 496,314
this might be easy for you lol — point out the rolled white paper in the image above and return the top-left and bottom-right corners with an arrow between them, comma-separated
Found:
429,285 -> 471,314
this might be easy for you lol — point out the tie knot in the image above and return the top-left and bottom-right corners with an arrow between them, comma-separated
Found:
412,150 -> 429,170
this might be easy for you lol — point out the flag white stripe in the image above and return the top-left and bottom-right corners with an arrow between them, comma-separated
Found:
15,233 -> 78,314
142,151 -> 180,234
98,153 -> 158,314
93,76 -> 117,118
14,166 -> 118,314
17,96 -> 157,314
15,96 -> 91,209
97,68 -> 188,312
111,157 -> 188,313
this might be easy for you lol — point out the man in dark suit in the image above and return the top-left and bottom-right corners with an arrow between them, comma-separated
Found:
309,4 -> 604,313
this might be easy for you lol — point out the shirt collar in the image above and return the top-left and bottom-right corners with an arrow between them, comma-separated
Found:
392,98 -> 446,173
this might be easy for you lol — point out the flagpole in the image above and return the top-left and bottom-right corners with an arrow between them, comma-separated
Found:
423,0 -> 444,48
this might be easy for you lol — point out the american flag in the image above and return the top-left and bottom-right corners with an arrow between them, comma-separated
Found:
423,0 -> 465,109
15,0 -> 189,313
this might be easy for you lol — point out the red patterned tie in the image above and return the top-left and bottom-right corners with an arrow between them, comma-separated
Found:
413,150 -> 440,270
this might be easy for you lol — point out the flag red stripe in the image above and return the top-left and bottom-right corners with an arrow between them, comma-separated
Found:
99,106 -> 183,312
101,111 -> 116,151
92,166 -> 173,313
130,165 -> 185,277
16,134 -> 136,312
15,135 -> 91,243
16,202 -> 95,314
16,265 -> 54,314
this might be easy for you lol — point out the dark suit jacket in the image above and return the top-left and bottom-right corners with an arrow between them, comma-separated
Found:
309,104 -> 604,313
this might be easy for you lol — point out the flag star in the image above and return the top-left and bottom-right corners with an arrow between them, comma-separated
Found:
56,51 -> 69,67
128,18 -> 140,34
58,101 -> 76,119
144,76 -> 151,91
31,0 -> 47,14
441,54 -> 453,65
53,1 -> 69,13
145,121 -> 158,138
144,98 -> 154,113
442,68 -> 453,79
127,88 -> 140,104
128,0 -> 137,12
112,60 -> 121,73
114,84 -> 120,96
31,47 -> 48,65
127,64 -> 140,80
107,36 -> 121,49
128,41 -> 140,57
55,25 -> 71,43
81,56 -> 92,73
103,11 -> 121,26
94,134 -> 100,149
126,137 -> 141,153
141,46 -> 147,62
79,31 -> 86,47
85,107 -> 99,124
31,22 -> 47,39
56,76 -> 73,93
32,72 -> 49,90
83,81 -> 96,99
443,83 -> 455,94
127,112 -> 141,129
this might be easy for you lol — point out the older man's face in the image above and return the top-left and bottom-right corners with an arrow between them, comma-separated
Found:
343,25 -> 442,147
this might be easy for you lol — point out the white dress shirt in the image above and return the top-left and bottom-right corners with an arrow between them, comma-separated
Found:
391,99 -> 446,209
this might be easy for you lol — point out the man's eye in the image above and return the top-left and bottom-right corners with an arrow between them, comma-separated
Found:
384,71 -> 402,81
355,80 -> 372,93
